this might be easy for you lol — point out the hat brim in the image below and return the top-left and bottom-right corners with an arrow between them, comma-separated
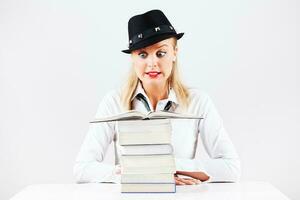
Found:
122,32 -> 184,54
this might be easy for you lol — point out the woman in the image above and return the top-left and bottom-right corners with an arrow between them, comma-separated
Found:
74,9 -> 240,185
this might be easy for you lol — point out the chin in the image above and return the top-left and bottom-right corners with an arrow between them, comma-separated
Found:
143,79 -> 167,86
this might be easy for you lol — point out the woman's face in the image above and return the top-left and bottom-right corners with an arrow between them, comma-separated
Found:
131,38 -> 177,87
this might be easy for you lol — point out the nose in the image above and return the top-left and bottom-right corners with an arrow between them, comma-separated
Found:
146,54 -> 159,68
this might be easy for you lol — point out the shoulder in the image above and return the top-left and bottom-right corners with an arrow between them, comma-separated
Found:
95,88 -> 123,117
100,88 -> 122,105
184,87 -> 215,114
187,87 -> 211,103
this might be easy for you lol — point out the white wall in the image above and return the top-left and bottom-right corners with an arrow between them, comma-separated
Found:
1,0 -> 299,199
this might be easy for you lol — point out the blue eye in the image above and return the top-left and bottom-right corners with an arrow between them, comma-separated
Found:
157,51 -> 166,58
138,52 -> 147,58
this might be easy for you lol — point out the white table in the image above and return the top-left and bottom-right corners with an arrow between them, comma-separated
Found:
10,181 -> 290,200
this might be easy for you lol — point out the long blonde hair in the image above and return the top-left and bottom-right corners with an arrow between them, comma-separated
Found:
120,38 -> 190,111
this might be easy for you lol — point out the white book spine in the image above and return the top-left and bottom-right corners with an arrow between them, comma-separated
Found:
119,144 -> 173,155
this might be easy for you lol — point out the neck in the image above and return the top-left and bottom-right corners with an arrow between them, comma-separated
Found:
142,83 -> 169,110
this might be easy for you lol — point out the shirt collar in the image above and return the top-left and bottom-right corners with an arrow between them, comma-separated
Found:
131,81 -> 147,101
131,81 -> 178,105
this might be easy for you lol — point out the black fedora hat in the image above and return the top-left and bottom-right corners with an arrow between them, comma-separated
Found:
122,9 -> 184,54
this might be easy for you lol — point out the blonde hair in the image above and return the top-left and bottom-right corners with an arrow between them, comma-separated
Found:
120,38 -> 190,111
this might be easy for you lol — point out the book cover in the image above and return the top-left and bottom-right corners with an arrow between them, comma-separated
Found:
90,110 -> 203,123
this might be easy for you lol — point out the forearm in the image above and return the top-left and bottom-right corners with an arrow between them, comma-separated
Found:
176,171 -> 210,181
73,161 -> 120,183
175,157 -> 241,182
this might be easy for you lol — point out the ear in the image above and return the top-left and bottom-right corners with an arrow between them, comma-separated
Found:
173,46 -> 178,61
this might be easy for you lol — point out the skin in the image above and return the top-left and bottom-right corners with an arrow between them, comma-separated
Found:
131,38 -> 177,110
175,171 -> 210,185
130,37 -> 210,185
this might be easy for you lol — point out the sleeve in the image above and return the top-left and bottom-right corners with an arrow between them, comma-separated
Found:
73,93 -> 121,183
175,93 -> 241,182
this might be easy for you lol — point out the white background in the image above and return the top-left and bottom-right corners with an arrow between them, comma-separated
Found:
1,0 -> 299,199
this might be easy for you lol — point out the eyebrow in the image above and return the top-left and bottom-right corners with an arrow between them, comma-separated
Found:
139,44 -> 168,52
157,44 -> 168,48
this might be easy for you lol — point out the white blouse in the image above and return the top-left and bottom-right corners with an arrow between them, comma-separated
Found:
73,83 -> 241,183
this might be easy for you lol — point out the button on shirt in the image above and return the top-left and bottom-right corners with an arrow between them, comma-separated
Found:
74,83 -> 241,183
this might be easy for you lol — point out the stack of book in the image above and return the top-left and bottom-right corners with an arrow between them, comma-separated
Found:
117,119 -> 176,193
90,110 -> 203,193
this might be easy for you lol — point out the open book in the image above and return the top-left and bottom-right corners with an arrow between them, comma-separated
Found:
90,110 -> 203,123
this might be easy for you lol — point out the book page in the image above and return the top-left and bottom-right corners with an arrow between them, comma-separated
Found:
90,110 -> 203,123
90,110 -> 146,123
147,111 -> 203,119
